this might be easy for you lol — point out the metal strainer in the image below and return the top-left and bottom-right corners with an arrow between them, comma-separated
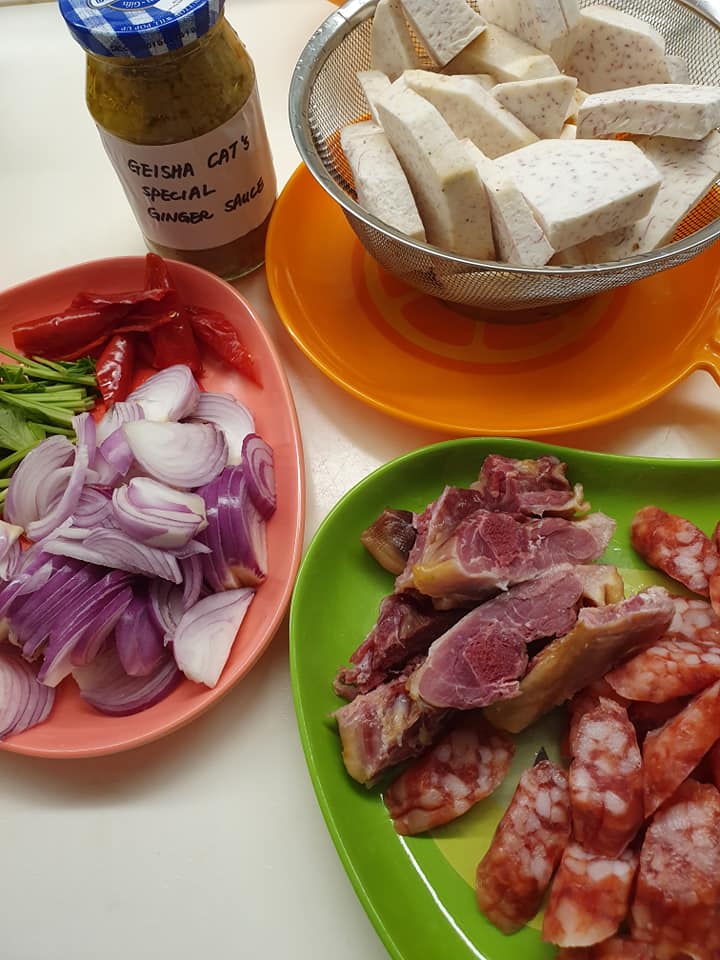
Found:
289,0 -> 720,312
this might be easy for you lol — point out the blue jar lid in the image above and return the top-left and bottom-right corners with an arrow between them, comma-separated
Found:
58,0 -> 223,58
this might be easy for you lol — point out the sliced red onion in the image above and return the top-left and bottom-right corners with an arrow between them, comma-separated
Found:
0,520 -> 23,582
218,468 -> 268,587
99,428 -> 134,476
73,645 -> 181,716
128,365 -> 200,422
172,588 -> 254,687
41,527 -> 182,583
71,486 -> 114,529
241,434 -> 276,519
0,553 -> 65,619
4,435 -> 74,528
148,579 -> 186,637
26,413 -> 96,542
9,561 -> 97,661
115,593 -> 166,677
112,477 -> 207,549
180,554 -> 203,610
166,539 -> 210,558
95,400 -> 145,445
189,392 -> 254,465
123,420 -> 227,489
0,649 -> 54,740
40,573 -> 134,685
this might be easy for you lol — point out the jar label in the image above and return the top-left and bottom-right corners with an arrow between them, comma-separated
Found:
97,84 -> 277,251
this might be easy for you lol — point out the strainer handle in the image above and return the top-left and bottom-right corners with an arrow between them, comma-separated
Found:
676,0 -> 720,28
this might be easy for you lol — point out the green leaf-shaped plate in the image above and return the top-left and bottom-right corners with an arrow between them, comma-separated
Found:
289,437 -> 718,960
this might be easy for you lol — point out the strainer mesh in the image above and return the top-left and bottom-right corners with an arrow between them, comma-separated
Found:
302,0 -> 720,310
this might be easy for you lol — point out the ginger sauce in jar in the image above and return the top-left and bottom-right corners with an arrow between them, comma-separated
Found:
59,0 -> 277,280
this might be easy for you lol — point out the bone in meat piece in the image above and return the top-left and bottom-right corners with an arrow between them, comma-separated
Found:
573,564 -> 624,606
494,139 -> 661,251
463,140 -> 554,266
407,566 -> 584,710
375,84 -> 495,258
411,510 -> 615,601
666,54 -> 690,84
475,0 -> 580,66
371,0 -> 422,81
563,4 -> 671,93
356,70 -> 392,125
443,23 -> 560,83
399,0 -> 486,66
340,121 -> 427,243
483,587 -> 675,733
577,83 -> 720,141
492,75 -> 578,139
581,132 -> 720,262
402,70 -> 537,158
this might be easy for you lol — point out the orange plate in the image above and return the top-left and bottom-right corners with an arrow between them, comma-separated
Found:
0,257 -> 305,758
267,165 -> 720,436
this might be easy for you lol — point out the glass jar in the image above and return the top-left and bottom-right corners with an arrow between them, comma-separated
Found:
59,0 -> 277,280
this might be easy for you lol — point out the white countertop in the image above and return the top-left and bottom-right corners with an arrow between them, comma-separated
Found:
1,3 -> 720,959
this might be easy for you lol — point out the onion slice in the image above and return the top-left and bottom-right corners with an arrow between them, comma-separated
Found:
112,477 -> 207,549
0,520 -> 24,582
4,435 -> 74,528
0,649 -> 54,740
73,645 -> 181,716
190,392 -> 254,465
42,527 -> 182,583
123,420 -> 228,489
172,588 -> 254,687
27,413 -> 96,542
241,434 -> 276,519
115,593 -> 166,677
128,365 -> 200,422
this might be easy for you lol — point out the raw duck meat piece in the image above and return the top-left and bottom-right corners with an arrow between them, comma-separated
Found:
333,592 -> 461,699
542,843 -> 638,948
606,630 -> 720,704
631,506 -> 719,599
359,508 -> 416,575
470,454 -> 590,518
569,698 -> 643,857
410,510 -> 615,601
642,677 -> 720,816
484,588 -> 675,733
475,759 -> 571,934
333,667 -> 450,784
630,779 -> 720,958
556,939 -> 654,958
395,486 -> 487,593
407,566 -> 584,709
383,714 -> 514,835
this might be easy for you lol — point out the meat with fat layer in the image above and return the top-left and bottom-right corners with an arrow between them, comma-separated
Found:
407,566 -> 585,710
333,665 -> 450,784
483,587 -> 675,733
410,511 -> 615,600
471,454 -> 589,518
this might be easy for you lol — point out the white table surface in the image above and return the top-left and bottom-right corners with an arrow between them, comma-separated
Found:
1,3 -> 720,959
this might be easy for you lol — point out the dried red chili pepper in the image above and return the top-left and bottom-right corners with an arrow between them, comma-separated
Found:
150,309 -> 203,375
187,305 -> 259,385
12,303 -> 131,359
95,334 -> 136,404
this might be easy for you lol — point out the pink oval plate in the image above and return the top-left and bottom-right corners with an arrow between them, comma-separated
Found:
0,256 -> 305,758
